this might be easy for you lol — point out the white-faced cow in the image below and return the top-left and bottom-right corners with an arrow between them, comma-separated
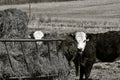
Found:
29,30 -> 44,45
63,31 -> 120,80
61,32 -> 89,79
76,31 -> 120,80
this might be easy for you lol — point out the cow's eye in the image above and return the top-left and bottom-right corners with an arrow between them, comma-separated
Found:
83,40 -> 86,43
83,39 -> 89,43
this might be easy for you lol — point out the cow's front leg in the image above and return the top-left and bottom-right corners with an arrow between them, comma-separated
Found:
84,60 -> 94,80
73,54 -> 80,80
80,64 -> 85,80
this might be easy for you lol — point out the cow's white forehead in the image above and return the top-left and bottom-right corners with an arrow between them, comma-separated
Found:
75,32 -> 87,51
75,32 -> 86,42
33,31 -> 44,45
33,31 -> 44,39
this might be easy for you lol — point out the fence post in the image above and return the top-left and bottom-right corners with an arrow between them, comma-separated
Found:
3,42 -> 15,72
29,0 -> 31,19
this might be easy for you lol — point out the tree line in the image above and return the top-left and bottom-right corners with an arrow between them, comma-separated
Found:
0,0 -> 77,5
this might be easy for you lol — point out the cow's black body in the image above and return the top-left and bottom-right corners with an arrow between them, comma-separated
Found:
80,31 -> 120,80
63,34 -> 78,64
29,31 -> 35,39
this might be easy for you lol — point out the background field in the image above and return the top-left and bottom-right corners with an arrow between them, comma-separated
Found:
0,0 -> 77,5
0,0 -> 120,33
1,0 -> 120,19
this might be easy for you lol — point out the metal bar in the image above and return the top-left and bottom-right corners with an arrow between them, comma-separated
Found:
35,42 -> 39,53
47,42 -> 51,61
56,41 -> 59,59
61,41 -> 65,58
8,74 -> 59,79
3,42 -> 15,72
0,39 -> 65,42
20,42 -> 30,74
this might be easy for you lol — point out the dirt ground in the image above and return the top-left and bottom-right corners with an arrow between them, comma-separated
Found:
67,60 -> 120,80
90,61 -> 120,80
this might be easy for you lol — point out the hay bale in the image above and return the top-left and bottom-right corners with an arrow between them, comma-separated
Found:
0,8 -> 29,38
0,8 -> 29,79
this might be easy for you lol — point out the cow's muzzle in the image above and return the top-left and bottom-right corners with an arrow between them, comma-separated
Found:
78,48 -> 82,52
78,49 -> 83,55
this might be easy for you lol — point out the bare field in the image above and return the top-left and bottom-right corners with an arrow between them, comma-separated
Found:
28,16 -> 120,34
1,0 -> 120,33
1,0 -> 120,19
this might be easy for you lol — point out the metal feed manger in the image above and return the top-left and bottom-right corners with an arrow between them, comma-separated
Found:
0,39 -> 66,80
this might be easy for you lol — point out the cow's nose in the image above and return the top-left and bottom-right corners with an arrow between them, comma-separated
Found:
78,48 -> 82,52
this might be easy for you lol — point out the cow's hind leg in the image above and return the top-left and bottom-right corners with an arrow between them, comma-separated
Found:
74,61 -> 79,76
74,62 -> 80,80
84,61 -> 94,80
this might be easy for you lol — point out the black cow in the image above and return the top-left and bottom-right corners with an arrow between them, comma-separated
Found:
61,32 -> 89,79
79,31 -> 120,80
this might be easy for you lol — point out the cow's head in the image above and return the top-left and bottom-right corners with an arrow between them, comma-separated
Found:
33,31 -> 44,45
75,32 -> 89,53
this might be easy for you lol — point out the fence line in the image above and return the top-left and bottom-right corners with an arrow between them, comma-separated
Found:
0,39 -> 66,42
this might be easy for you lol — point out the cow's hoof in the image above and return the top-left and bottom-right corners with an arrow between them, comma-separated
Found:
88,78 -> 92,80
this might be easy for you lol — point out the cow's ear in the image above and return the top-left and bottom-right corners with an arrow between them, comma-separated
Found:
86,39 -> 89,42
70,33 -> 75,39
71,33 -> 74,37
44,33 -> 49,37
84,39 -> 89,43
44,33 -> 47,37
29,31 -> 34,39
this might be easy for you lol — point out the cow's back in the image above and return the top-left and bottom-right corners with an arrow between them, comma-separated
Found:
96,31 -> 120,62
